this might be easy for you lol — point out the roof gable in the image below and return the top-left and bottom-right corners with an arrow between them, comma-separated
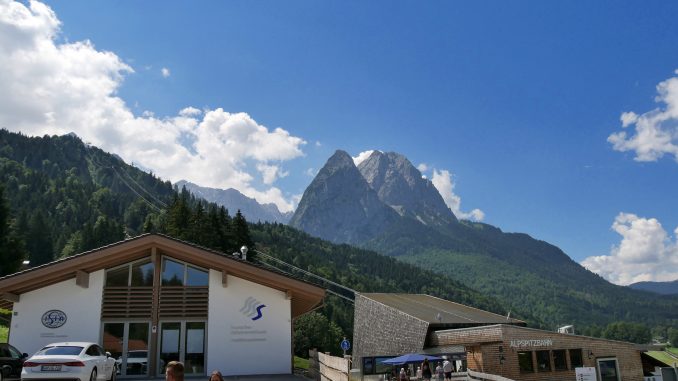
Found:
0,234 -> 325,317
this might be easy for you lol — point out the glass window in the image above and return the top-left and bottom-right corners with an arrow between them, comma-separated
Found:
569,349 -> 583,368
131,261 -> 154,286
363,357 -> 374,374
162,259 -> 185,286
7,345 -> 22,359
553,350 -> 567,371
536,350 -> 551,372
106,266 -> 129,287
184,322 -> 205,375
598,358 -> 620,381
38,346 -> 84,356
375,357 -> 394,374
186,266 -> 208,286
518,351 -> 533,373
0,346 -> 10,358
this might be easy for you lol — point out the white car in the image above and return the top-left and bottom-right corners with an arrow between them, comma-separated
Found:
21,342 -> 116,381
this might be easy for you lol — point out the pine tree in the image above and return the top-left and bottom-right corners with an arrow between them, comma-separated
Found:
0,186 -> 26,276
232,210 -> 254,261
26,211 -> 53,266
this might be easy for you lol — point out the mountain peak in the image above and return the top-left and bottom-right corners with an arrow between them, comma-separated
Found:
358,151 -> 457,226
289,149 -> 400,244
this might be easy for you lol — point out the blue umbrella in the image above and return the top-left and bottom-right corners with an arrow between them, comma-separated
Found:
382,353 -> 443,365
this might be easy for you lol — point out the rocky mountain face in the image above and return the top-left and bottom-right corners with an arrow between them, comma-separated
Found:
289,149 -> 678,330
176,180 -> 293,224
289,150 -> 400,244
358,151 -> 457,226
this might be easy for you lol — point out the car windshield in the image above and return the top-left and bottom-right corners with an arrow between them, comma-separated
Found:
37,346 -> 84,356
128,352 -> 146,358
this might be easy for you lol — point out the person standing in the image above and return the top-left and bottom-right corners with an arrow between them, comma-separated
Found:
208,370 -> 224,381
442,357 -> 453,381
399,367 -> 408,381
435,362 -> 444,381
165,361 -> 184,381
422,358 -> 432,381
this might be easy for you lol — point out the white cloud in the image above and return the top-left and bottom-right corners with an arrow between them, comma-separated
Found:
431,169 -> 484,221
304,167 -> 317,177
256,163 -> 289,185
417,163 -> 429,173
608,70 -> 678,162
581,213 -> 678,285
0,0 -> 304,212
352,150 -> 376,166
161,67 -> 170,78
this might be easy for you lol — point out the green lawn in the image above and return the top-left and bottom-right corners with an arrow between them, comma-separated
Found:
667,347 -> 678,357
647,351 -> 678,366
0,326 -> 7,343
294,356 -> 309,369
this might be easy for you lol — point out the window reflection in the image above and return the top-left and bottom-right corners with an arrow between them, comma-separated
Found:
131,261 -> 154,287
106,266 -> 129,287
186,266 -> 208,286
162,259 -> 184,286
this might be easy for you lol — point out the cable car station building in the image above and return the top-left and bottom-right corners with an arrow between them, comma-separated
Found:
354,293 -> 644,381
0,234 -> 325,378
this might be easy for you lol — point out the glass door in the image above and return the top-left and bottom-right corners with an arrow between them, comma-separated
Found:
158,321 -> 206,376
184,322 -> 205,375
102,322 -> 151,377
597,358 -> 621,381
159,322 -> 181,375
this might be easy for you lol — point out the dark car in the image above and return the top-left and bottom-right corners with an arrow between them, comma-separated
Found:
0,343 -> 28,381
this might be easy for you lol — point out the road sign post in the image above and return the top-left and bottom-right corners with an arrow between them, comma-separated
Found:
341,337 -> 351,356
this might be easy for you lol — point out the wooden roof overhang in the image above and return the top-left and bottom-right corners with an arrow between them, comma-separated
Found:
0,234 -> 325,318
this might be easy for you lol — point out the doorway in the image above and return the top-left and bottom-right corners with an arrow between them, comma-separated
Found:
102,322 -> 151,377
158,321 -> 206,376
597,357 -> 621,381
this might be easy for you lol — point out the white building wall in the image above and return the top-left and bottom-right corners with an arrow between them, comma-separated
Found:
207,269 -> 291,376
9,270 -> 105,356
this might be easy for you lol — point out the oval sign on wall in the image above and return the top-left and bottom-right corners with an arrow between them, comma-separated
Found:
41,310 -> 67,329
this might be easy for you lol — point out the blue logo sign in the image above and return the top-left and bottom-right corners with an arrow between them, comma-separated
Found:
341,338 -> 350,351
41,310 -> 67,328
240,297 -> 266,321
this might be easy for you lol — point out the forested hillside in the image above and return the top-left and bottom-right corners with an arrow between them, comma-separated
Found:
0,130 -> 520,356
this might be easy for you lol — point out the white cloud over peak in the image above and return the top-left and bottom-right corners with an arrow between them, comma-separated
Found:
352,150 -> 375,166
0,0 -> 305,212
608,70 -> 678,162
581,213 -> 678,285
417,163 -> 429,173
161,67 -> 170,78
431,169 -> 484,221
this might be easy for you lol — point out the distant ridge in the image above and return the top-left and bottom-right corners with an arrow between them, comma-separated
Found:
176,180 -> 293,224
628,280 -> 678,295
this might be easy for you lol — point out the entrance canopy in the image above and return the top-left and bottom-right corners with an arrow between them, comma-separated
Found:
383,353 -> 443,365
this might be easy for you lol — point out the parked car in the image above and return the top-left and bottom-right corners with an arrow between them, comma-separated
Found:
0,343 -> 28,381
114,350 -> 149,375
21,342 -> 116,381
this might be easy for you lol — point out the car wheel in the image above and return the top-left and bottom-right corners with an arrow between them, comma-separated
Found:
90,368 -> 97,381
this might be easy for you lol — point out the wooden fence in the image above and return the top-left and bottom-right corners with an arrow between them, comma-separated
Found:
309,349 -> 350,381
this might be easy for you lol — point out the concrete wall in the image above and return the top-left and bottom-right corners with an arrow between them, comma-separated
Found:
9,270 -> 105,355
433,325 -> 644,381
207,269 -> 291,376
353,294 -> 429,366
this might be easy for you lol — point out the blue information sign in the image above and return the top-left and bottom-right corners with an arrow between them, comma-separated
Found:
341,338 -> 350,351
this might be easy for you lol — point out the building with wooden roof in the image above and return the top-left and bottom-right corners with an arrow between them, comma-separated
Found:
0,234 -> 325,378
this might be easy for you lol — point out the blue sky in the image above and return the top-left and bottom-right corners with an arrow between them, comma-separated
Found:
2,0 -> 678,284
